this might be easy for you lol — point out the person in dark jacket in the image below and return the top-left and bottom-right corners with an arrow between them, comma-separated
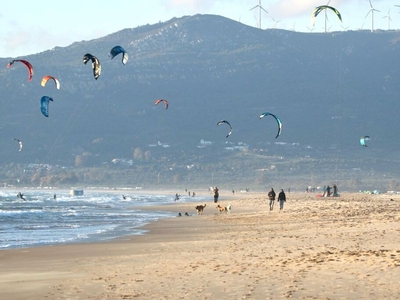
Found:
213,187 -> 219,203
278,189 -> 286,210
268,188 -> 276,211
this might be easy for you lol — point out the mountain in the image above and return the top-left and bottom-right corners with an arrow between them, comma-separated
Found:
1,14 -> 400,190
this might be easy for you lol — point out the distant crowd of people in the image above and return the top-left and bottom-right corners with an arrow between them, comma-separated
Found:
304,184 -> 339,197
323,184 -> 339,197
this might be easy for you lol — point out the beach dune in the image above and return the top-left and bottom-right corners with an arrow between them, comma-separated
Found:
1,192 -> 400,299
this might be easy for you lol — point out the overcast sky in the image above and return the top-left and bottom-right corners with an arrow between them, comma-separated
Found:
1,0 -> 399,57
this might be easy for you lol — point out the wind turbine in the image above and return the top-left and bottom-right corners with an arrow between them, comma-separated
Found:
383,9 -> 392,30
323,0 -> 331,33
365,0 -> 380,32
249,0 -> 269,29
340,24 -> 350,31
270,16 -> 281,29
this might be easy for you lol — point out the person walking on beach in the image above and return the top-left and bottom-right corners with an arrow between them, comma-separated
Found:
278,189 -> 286,211
268,188 -> 276,211
213,187 -> 219,203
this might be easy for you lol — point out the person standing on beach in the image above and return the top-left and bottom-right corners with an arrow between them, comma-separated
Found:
268,188 -> 276,211
333,184 -> 339,197
213,187 -> 219,203
322,186 -> 327,197
278,189 -> 286,210
326,185 -> 331,197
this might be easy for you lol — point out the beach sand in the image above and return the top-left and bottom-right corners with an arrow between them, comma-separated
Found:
1,192 -> 400,299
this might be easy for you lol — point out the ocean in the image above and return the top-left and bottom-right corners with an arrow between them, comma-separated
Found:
0,189 -> 200,250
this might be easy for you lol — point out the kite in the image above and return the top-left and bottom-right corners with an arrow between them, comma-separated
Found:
41,75 -> 60,89
7,59 -> 34,82
360,136 -> 370,147
259,112 -> 282,139
40,96 -> 53,117
154,99 -> 169,110
109,46 -> 128,65
217,120 -> 232,138
311,5 -> 342,26
13,138 -> 22,152
83,53 -> 101,80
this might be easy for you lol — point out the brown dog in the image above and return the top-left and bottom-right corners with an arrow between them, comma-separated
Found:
216,204 -> 227,213
216,204 -> 232,213
195,204 -> 206,215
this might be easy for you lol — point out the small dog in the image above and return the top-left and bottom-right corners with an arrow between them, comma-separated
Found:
216,204 -> 226,213
195,204 -> 206,215
216,204 -> 232,213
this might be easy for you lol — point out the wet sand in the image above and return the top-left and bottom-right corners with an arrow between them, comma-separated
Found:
1,192 -> 400,299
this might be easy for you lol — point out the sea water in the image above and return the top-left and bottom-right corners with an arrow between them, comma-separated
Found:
0,190 -> 201,249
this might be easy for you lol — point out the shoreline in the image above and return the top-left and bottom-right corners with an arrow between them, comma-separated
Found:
0,188 -> 223,251
1,192 -> 400,299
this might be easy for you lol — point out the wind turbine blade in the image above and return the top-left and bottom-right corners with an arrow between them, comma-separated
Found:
249,5 -> 258,11
365,10 -> 372,18
369,0 -> 373,8
261,7 -> 269,14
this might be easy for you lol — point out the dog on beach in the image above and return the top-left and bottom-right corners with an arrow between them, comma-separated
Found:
178,212 -> 190,217
195,204 -> 206,215
216,204 -> 232,213
216,204 -> 226,213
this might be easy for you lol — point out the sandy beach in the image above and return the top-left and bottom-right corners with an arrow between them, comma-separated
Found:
1,191 -> 400,299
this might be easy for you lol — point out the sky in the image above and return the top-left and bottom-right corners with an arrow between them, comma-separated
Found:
1,0 -> 399,58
